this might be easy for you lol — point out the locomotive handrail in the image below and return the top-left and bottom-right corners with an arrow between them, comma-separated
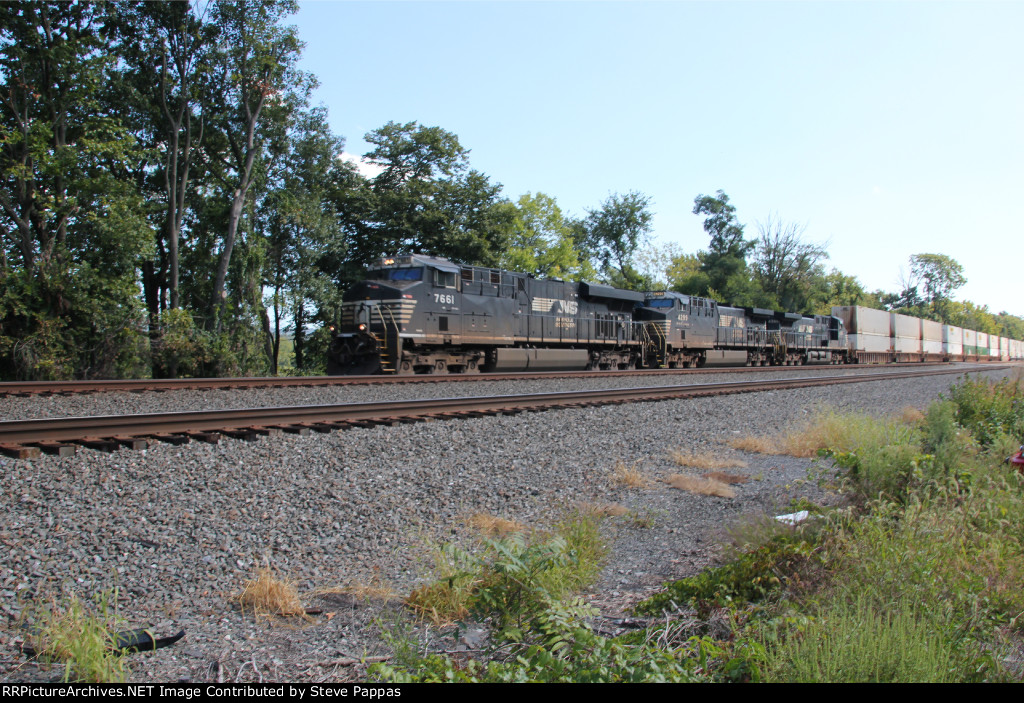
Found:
374,304 -> 401,373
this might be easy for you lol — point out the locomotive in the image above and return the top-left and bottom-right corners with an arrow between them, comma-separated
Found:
326,254 -> 849,375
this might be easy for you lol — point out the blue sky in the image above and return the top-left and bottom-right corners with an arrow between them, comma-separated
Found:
293,1 -> 1023,315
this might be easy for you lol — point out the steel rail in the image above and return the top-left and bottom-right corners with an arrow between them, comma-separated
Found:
0,366 -> 999,451
0,361 -> 966,396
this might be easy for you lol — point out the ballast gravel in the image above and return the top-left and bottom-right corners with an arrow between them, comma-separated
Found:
0,366 -> 1016,682
0,364 -> 986,421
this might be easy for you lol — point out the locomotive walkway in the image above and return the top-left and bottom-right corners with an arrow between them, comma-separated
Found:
0,365 -> 1001,458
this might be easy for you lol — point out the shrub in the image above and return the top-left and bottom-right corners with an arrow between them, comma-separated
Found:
946,374 -> 1024,449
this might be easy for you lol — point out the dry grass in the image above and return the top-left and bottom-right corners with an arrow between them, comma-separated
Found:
465,513 -> 526,537
669,448 -> 748,470
898,406 -> 926,425
729,407 -> 926,459
703,471 -> 750,485
728,409 -> 865,458
728,435 -> 784,455
579,501 -> 629,518
233,566 -> 307,618
665,474 -> 737,498
612,460 -> 650,488
312,577 -> 397,603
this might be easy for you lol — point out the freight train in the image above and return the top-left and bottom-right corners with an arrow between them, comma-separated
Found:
326,254 -> 1022,375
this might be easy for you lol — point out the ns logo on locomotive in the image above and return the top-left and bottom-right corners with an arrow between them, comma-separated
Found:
326,255 -> 1024,376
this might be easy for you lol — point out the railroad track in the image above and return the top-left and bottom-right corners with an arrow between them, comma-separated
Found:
0,365 -> 1001,459
0,361 -> 959,396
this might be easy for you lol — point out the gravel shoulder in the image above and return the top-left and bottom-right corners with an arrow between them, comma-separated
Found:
0,366 -> 1015,683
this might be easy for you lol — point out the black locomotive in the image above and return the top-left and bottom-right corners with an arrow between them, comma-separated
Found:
326,255 -> 849,375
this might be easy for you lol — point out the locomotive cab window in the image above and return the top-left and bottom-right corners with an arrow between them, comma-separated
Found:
434,269 -> 458,289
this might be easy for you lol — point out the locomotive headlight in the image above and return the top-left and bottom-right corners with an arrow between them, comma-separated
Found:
358,323 -> 367,331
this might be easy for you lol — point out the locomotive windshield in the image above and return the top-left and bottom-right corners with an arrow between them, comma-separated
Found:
646,299 -> 675,308
367,267 -> 424,281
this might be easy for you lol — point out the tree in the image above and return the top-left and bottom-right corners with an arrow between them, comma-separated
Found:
882,253 -> 967,323
687,190 -> 764,305
205,0 -> 308,331
666,251 -> 708,295
694,190 -> 754,260
633,242 -> 682,290
365,120 -> 468,188
0,2 -> 152,379
578,191 -> 654,289
356,121 -> 510,273
692,191 -> 757,300
752,213 -> 830,313
949,300 -> 997,335
809,270 -> 876,315
910,253 -> 966,322
262,107 -> 347,373
499,193 -> 586,279
911,253 -> 966,304
118,1 -> 216,318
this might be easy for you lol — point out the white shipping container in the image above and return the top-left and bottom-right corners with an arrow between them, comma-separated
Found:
891,313 -> 920,340
964,329 -> 978,354
894,336 -> 921,354
923,339 -> 943,355
849,333 -> 891,354
1001,337 -> 1010,361
827,304 -> 884,335
832,306 -> 890,336
942,325 -> 964,356
977,333 -> 990,356
921,319 -> 942,341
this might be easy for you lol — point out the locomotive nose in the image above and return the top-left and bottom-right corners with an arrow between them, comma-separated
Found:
343,281 -> 401,302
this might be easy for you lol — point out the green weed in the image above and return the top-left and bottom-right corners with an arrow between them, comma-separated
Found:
26,589 -> 129,683
766,595 -> 958,682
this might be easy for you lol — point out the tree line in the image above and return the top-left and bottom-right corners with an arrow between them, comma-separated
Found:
1,2 -> 1020,381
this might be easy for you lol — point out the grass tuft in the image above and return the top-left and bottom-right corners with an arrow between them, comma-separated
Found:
670,449 -> 748,470
233,566 -> 307,618
703,471 -> 750,485
26,590 -> 128,683
728,435 -> 781,454
579,501 -> 629,518
406,510 -> 606,629
665,474 -> 737,498
313,576 -> 397,603
612,460 -> 650,488
466,513 -> 526,537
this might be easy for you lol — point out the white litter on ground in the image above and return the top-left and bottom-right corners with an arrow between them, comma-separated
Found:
774,510 -> 810,525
